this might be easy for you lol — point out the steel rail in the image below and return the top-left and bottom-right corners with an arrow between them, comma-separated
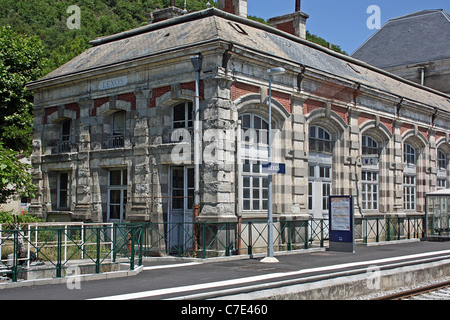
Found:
375,279 -> 450,300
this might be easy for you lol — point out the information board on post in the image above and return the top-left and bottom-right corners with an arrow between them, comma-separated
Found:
328,195 -> 354,253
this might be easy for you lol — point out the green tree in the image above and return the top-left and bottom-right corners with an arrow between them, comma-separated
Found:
0,26 -> 46,154
0,143 -> 36,204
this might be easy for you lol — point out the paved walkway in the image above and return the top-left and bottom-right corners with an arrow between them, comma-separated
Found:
0,240 -> 449,301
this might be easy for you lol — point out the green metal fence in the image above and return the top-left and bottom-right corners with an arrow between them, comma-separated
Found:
361,215 -> 425,243
0,216 -> 425,283
140,219 -> 329,258
0,223 -> 143,282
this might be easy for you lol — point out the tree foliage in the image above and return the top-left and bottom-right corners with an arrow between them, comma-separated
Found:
0,143 -> 36,204
0,25 -> 45,154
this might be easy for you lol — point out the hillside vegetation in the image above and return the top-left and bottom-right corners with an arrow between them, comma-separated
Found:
0,0 -> 346,75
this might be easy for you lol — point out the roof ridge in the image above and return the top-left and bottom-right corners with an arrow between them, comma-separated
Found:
389,9 -> 446,22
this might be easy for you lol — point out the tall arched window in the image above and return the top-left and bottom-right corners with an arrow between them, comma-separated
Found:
403,143 -> 416,210
361,135 -> 379,211
309,126 -> 332,153
239,114 -> 269,212
308,126 -> 333,218
437,149 -> 447,189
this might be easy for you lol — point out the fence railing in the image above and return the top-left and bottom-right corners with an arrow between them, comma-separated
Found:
0,223 -> 143,282
360,215 -> 425,243
139,219 -> 329,258
0,216 -> 425,283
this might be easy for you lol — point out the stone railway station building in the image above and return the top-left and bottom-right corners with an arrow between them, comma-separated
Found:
27,1 -> 450,247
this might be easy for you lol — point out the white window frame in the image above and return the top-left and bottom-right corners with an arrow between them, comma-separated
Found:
308,162 -> 332,217
107,169 -> 127,222
242,160 -> 268,212
309,126 -> 332,154
361,135 -> 379,211
404,143 -> 416,166
362,171 -> 378,210
172,102 -> 193,129
403,174 -> 416,210
239,114 -> 270,213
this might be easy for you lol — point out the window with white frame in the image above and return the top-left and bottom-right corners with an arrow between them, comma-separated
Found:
437,149 -> 447,189
308,125 -> 333,218
308,163 -> 332,215
239,114 -> 269,212
108,169 -> 127,222
171,102 -> 193,142
173,102 -> 193,129
438,150 -> 447,170
361,135 -> 379,211
362,171 -> 378,210
242,160 -> 268,211
403,175 -> 416,210
403,143 -> 416,210
404,143 -> 416,166
309,126 -> 332,153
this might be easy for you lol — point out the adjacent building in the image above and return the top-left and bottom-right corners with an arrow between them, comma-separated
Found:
352,9 -> 450,94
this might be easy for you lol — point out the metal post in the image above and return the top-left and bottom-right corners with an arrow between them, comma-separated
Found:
248,221 -> 253,255
12,230 -> 18,282
96,227 -> 101,274
130,227 -> 135,271
190,54 -> 202,257
56,228 -> 63,278
267,74 -> 274,260
262,67 -> 285,263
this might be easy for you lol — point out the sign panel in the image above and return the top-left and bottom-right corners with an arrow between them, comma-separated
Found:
362,156 -> 378,165
329,195 -> 354,252
99,76 -> 128,90
262,162 -> 286,174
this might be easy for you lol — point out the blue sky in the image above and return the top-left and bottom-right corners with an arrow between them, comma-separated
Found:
247,0 -> 450,54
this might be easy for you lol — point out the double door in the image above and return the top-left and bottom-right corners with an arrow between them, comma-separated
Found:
308,163 -> 332,219
169,166 -> 194,251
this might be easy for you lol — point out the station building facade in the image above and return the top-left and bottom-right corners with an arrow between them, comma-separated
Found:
27,1 -> 450,239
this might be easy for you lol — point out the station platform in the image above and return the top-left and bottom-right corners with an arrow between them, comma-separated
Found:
1,240 -> 450,300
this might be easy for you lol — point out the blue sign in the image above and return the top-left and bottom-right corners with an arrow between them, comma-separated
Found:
262,162 -> 286,174
329,196 -> 354,253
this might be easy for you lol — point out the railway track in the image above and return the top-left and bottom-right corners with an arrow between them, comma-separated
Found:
375,280 -> 450,300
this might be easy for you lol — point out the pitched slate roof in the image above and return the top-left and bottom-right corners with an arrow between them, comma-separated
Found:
29,8 -> 450,112
352,9 -> 450,68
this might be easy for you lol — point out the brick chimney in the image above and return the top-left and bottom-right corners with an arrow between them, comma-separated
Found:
218,0 -> 247,18
147,6 -> 186,24
268,0 -> 309,39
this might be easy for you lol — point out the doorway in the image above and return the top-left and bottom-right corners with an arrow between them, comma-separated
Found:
308,162 -> 332,219
169,166 -> 194,251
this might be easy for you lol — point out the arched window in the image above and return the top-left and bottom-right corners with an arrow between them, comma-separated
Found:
239,114 -> 269,212
361,135 -> 380,211
362,135 -> 379,155
308,125 -> 333,218
403,143 -> 416,210
309,126 -> 332,153
438,150 -> 447,170
404,143 -> 416,165
438,149 -> 447,189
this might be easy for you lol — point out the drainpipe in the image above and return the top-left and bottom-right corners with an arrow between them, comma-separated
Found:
190,54 -> 202,252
